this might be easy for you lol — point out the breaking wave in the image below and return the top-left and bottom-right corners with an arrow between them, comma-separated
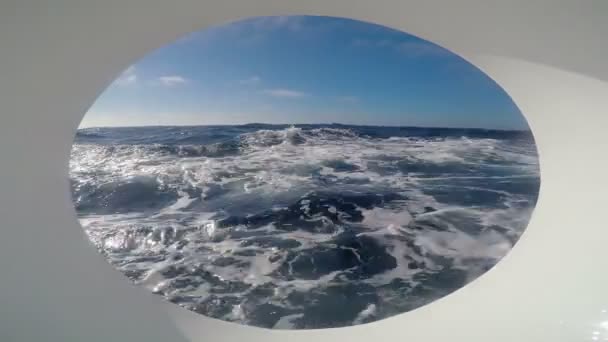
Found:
70,124 -> 540,329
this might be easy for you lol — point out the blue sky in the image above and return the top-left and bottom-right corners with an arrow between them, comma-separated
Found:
81,15 -> 528,130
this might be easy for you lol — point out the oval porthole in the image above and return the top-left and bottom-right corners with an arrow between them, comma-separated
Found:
69,15 -> 540,330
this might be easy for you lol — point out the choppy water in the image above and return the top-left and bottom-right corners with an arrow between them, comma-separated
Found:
70,124 -> 540,329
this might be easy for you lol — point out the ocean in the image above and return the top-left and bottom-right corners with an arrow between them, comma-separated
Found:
70,123 -> 540,329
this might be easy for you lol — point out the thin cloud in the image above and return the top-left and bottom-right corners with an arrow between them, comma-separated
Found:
158,75 -> 188,87
396,41 -> 448,57
263,88 -> 308,98
249,16 -> 305,32
238,76 -> 261,85
114,66 -> 137,86
202,16 -> 349,47
352,38 -> 448,57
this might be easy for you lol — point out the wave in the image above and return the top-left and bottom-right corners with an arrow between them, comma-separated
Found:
70,124 -> 540,329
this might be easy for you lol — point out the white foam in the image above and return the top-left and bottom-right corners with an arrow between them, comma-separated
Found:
70,126 -> 540,328
353,304 -> 377,325
360,207 -> 413,232
273,313 -> 304,329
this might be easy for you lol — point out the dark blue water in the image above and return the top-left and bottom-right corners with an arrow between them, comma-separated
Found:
75,123 -> 534,145
70,124 -> 540,329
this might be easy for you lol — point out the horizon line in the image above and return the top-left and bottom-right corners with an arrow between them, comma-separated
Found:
78,122 -> 532,132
